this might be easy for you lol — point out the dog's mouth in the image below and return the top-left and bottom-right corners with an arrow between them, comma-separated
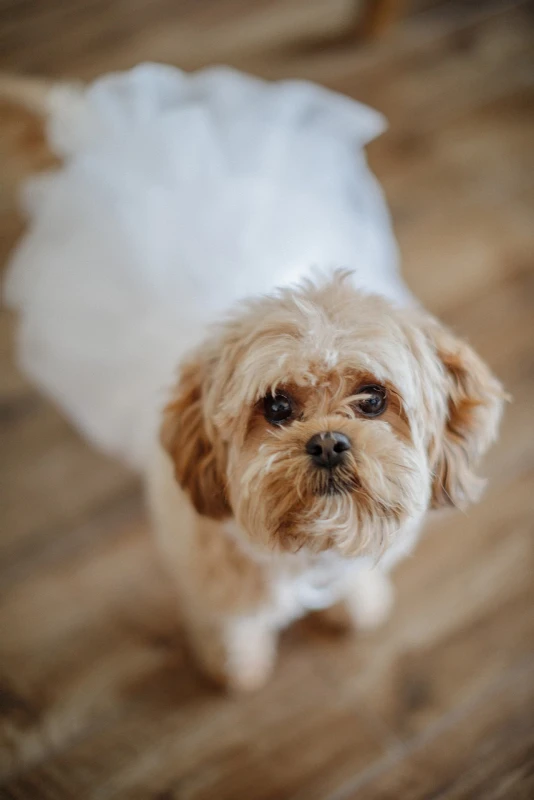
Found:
313,471 -> 358,497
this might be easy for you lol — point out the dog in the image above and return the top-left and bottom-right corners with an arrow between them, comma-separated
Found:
2,65 -> 504,690
149,271 -> 503,689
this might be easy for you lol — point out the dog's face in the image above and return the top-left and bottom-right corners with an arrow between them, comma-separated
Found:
162,274 -> 503,558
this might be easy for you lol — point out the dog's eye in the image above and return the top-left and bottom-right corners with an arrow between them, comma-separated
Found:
263,393 -> 293,425
355,385 -> 387,417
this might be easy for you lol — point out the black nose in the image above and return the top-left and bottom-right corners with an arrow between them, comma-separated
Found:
306,431 -> 351,469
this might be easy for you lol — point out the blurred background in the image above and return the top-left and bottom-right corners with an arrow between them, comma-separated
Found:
0,1 -> 533,798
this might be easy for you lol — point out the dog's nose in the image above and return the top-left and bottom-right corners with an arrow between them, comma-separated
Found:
305,431 -> 351,468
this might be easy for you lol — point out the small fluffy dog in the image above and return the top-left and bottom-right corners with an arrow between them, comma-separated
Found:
4,66 -> 504,690
151,274 -> 503,689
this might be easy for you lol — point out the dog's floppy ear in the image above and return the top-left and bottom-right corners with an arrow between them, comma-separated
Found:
161,354 -> 230,519
425,321 -> 505,509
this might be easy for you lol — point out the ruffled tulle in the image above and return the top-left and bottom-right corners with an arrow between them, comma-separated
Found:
5,63 -> 409,470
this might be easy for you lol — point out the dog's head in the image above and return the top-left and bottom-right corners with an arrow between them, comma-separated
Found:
161,273 -> 504,557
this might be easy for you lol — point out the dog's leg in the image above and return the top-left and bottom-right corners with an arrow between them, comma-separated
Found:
184,610 -> 277,691
345,568 -> 394,630
148,445 -> 277,690
224,615 -> 277,691
314,569 -> 394,633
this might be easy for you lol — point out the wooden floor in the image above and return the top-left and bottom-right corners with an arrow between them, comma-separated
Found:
1,1 -> 534,798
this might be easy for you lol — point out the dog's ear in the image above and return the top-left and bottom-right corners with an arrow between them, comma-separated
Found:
425,321 -> 505,509
161,354 -> 230,519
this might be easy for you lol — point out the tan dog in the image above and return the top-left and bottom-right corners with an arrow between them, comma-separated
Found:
149,274 -> 503,690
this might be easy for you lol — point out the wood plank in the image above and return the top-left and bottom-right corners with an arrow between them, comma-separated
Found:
0,411 -> 135,569
325,657 -> 534,800
0,630 -> 388,799
374,89 -> 534,315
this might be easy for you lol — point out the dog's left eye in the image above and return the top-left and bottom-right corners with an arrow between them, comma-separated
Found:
354,385 -> 387,417
263,393 -> 294,425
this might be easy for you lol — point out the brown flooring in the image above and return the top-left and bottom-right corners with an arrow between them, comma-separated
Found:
1,1 -> 534,798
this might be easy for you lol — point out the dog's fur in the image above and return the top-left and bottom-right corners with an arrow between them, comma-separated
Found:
149,273 -> 503,690
2,74 -> 504,691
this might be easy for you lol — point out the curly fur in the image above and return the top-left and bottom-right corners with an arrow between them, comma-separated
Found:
153,272 -> 504,689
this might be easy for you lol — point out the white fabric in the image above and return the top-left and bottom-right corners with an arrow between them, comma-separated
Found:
5,63 -> 411,470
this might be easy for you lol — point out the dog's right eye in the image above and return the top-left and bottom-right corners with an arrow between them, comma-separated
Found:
263,393 -> 294,425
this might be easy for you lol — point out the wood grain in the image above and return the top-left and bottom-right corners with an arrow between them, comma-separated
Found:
1,1 -> 533,798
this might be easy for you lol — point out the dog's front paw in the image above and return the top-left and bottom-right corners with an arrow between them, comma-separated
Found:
225,617 -> 277,692
346,569 -> 394,631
